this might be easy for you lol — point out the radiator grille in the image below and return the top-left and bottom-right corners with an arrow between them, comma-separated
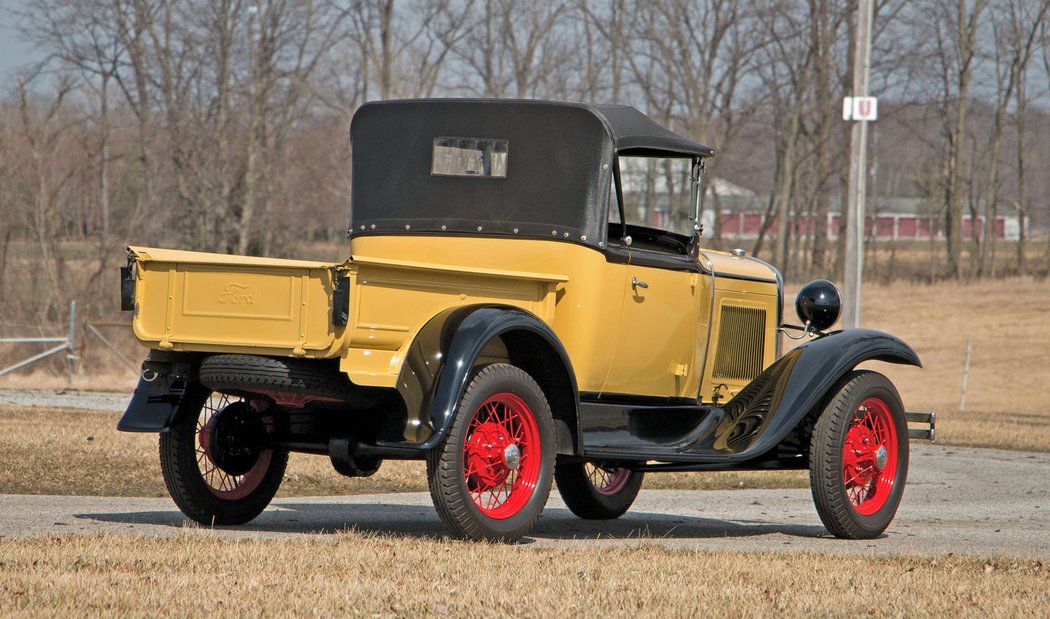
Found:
712,305 -> 767,381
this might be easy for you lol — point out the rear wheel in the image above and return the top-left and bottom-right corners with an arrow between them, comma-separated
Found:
159,383 -> 288,525
810,371 -> 908,539
427,364 -> 555,542
555,461 -> 643,520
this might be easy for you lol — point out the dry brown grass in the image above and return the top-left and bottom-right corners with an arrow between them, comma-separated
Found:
0,405 -> 804,497
777,276 -> 1050,452
1,534 -> 1047,617
859,276 -> 1050,450
860,239 -> 1050,283
931,411 -> 1050,452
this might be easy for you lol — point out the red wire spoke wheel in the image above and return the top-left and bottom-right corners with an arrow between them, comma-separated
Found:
810,371 -> 909,539
842,397 -> 899,515
555,460 -> 643,520
462,393 -> 541,519
195,394 -> 275,501
428,364 -> 555,542
586,464 -> 632,497
160,382 -> 288,526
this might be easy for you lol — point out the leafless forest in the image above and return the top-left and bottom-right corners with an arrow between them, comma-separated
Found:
2,0 -> 1050,324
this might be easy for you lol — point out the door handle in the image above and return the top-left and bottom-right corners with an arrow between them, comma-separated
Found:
632,277 -> 648,290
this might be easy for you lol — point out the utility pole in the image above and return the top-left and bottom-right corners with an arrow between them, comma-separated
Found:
842,0 -> 875,329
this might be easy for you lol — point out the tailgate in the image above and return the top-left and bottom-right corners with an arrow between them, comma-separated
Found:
126,246 -> 342,357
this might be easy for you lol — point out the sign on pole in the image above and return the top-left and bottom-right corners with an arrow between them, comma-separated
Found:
842,96 -> 878,122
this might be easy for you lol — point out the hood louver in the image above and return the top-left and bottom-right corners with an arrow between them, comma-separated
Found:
712,305 -> 766,381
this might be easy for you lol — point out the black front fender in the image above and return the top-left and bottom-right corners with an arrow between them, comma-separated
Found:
709,328 -> 921,460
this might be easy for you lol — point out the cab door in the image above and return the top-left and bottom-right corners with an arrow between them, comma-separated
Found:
597,153 -> 713,400
600,244 -> 709,399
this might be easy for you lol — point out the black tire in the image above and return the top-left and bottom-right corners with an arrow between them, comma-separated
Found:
555,461 -> 643,520
159,383 -> 288,525
427,364 -> 555,542
810,370 -> 909,539
199,354 -> 376,407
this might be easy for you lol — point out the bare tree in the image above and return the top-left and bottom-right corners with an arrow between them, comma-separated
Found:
17,0 -> 133,291
576,0 -> 629,103
16,72 -> 80,319
326,0 -> 474,107
802,0 -> 870,279
112,0 -> 351,253
929,0 -> 988,279
450,0 -> 572,98
976,0 -> 1049,277
749,2 -> 813,275
0,108 -> 22,300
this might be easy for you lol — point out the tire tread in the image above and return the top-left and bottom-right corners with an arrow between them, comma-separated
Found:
555,462 -> 643,520
427,363 -> 554,541
200,354 -> 370,403
159,384 -> 288,525
809,370 -> 908,539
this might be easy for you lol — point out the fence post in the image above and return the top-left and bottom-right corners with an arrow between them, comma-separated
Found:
959,334 -> 972,412
66,300 -> 77,386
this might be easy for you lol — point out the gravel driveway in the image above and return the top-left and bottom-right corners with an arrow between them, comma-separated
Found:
0,388 -> 130,412
1,389 -> 1047,558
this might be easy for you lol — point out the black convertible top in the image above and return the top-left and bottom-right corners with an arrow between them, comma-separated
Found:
348,99 -> 713,247
589,103 -> 714,157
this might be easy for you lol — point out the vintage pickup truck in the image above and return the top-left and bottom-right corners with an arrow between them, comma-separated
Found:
119,99 -> 933,542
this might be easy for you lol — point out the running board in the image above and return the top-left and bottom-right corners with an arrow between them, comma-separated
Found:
906,411 -> 936,442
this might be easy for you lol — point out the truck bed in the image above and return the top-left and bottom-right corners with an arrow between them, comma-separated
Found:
126,246 -> 343,358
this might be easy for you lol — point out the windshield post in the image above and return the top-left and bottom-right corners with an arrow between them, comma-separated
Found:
689,157 -> 704,239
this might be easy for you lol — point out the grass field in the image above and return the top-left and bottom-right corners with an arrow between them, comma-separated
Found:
859,276 -> 1050,451
0,534 -> 1046,617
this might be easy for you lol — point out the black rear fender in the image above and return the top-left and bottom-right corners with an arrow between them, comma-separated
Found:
393,305 -> 579,453
117,351 -> 203,432
118,375 -> 190,432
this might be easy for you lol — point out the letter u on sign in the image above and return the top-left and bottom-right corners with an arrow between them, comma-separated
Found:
842,96 -> 878,122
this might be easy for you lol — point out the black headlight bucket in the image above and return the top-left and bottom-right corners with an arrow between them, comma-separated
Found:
795,279 -> 841,331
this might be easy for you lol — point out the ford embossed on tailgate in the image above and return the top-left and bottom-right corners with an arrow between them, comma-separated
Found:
127,246 -> 342,358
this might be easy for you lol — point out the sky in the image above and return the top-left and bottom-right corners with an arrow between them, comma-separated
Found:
0,0 -> 40,80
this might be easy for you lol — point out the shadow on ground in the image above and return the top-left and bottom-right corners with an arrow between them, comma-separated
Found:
76,501 -> 830,542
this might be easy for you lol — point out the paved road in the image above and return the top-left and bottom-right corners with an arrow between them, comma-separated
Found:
2,442 -> 1048,558
0,388 -> 130,412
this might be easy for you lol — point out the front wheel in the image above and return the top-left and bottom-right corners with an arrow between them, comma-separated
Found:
810,371 -> 909,539
427,364 -> 555,542
159,384 -> 288,525
555,461 -> 643,520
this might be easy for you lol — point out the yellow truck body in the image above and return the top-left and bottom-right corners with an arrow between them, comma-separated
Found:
127,236 -> 780,403
118,99 -> 926,544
